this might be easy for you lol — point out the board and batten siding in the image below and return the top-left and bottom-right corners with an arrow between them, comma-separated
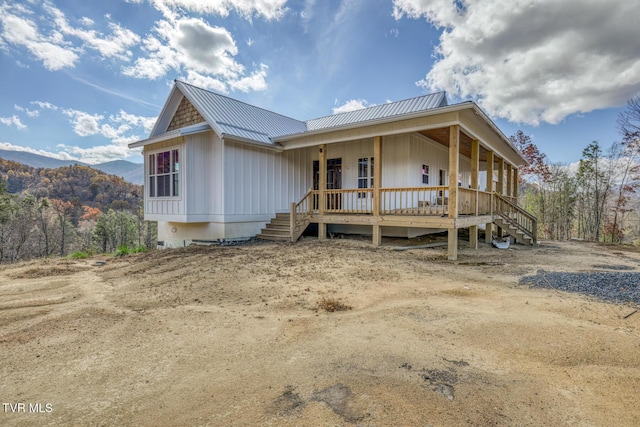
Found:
223,141 -> 314,216
184,131 -> 225,217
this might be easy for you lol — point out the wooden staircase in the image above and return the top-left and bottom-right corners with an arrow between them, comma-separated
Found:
493,216 -> 535,246
257,213 -> 291,241
492,193 -> 538,246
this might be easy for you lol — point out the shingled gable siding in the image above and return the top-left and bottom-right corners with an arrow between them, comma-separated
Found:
167,97 -> 206,131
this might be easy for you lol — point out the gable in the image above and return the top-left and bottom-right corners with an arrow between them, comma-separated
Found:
167,96 -> 206,132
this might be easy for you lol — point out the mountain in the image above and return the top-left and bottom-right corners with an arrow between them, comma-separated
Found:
0,158 -> 142,214
0,149 -> 143,184
90,160 -> 143,185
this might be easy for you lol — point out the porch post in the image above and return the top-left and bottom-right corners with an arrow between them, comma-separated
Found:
448,125 -> 460,260
506,164 -> 513,198
485,150 -> 494,243
496,158 -> 505,237
469,139 -> 480,249
318,144 -> 327,240
372,136 -> 382,246
513,168 -> 519,201
497,158 -> 504,195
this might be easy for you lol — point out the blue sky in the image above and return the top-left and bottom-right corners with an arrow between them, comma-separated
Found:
1,0 -> 639,165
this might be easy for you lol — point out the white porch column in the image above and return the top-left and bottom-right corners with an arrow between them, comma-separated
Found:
448,125 -> 460,260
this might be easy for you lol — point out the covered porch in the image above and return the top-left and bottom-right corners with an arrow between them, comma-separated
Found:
283,123 -> 534,260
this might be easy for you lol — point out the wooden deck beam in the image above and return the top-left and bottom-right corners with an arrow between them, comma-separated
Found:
318,144 -> 327,240
448,125 -> 460,260
470,139 -> 480,249
485,150 -> 494,243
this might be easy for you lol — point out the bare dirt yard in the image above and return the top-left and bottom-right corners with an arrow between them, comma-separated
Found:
1,238 -> 640,426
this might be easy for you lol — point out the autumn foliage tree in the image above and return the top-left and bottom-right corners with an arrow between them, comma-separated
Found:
509,130 -> 551,182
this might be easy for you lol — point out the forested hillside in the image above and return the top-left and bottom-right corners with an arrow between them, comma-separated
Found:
0,160 -> 155,263
0,159 -> 141,212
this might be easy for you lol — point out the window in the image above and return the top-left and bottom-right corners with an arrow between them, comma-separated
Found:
358,157 -> 374,197
149,149 -> 179,197
421,164 -> 430,184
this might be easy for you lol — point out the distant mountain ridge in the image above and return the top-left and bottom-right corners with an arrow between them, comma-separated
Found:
0,149 -> 143,184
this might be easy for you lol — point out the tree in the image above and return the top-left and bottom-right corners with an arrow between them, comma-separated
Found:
509,130 -> 551,183
618,96 -> 640,143
50,199 -> 75,256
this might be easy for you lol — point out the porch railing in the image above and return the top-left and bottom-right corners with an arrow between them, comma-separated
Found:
380,186 -> 449,215
493,192 -> 537,243
324,189 -> 373,214
289,189 -> 316,241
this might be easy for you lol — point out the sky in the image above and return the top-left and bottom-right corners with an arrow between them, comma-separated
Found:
0,0 -> 639,165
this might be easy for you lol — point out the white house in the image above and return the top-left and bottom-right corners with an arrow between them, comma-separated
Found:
129,80 -> 534,260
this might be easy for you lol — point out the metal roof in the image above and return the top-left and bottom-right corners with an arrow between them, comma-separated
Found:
303,92 -> 448,133
176,81 -> 307,143
169,81 -> 449,145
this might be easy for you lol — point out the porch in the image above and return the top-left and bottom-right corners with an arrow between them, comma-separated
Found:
272,121 -> 536,260
282,187 -> 536,256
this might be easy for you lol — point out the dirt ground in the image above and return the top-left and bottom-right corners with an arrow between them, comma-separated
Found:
1,237 -> 640,426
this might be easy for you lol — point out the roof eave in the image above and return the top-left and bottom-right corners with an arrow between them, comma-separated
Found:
222,135 -> 284,152
470,104 -> 528,165
128,123 -> 211,149
274,102 -> 475,142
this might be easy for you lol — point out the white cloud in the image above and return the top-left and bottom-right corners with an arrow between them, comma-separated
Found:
123,15 -> 267,93
229,63 -> 268,92
110,110 -> 157,134
43,3 -> 140,62
63,109 -> 104,137
332,99 -> 371,114
0,115 -> 27,130
0,3 -> 78,70
79,17 -> 94,27
150,0 -> 288,20
31,101 -> 58,110
393,0 -> 640,126
14,104 -> 40,118
183,70 -> 228,93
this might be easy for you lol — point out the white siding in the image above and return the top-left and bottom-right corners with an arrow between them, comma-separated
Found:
223,141 -> 314,215
144,139 -> 185,217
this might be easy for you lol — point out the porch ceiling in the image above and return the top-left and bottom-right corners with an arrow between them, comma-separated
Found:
419,128 -> 492,163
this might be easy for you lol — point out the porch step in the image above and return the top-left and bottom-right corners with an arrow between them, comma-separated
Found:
258,213 -> 292,242
493,218 -> 534,246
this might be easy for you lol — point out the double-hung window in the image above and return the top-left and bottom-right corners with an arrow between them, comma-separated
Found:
358,157 -> 374,198
421,164 -> 430,184
149,149 -> 179,198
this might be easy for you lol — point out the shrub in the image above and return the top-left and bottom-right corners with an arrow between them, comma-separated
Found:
69,251 -> 89,259
131,245 -> 148,253
114,245 -> 130,257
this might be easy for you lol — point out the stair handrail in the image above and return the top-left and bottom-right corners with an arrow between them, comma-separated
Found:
290,188 -> 316,242
493,192 -> 538,244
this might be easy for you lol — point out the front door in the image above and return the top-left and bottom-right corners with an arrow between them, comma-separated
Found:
313,158 -> 342,210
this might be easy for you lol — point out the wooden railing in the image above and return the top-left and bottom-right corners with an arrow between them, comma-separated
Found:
493,192 -> 537,243
290,189 -> 316,242
323,189 -> 374,214
477,190 -> 492,214
380,186 -> 449,215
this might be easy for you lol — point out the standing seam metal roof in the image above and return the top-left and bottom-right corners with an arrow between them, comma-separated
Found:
176,81 -> 307,142
174,81 -> 448,144
304,92 -> 448,133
